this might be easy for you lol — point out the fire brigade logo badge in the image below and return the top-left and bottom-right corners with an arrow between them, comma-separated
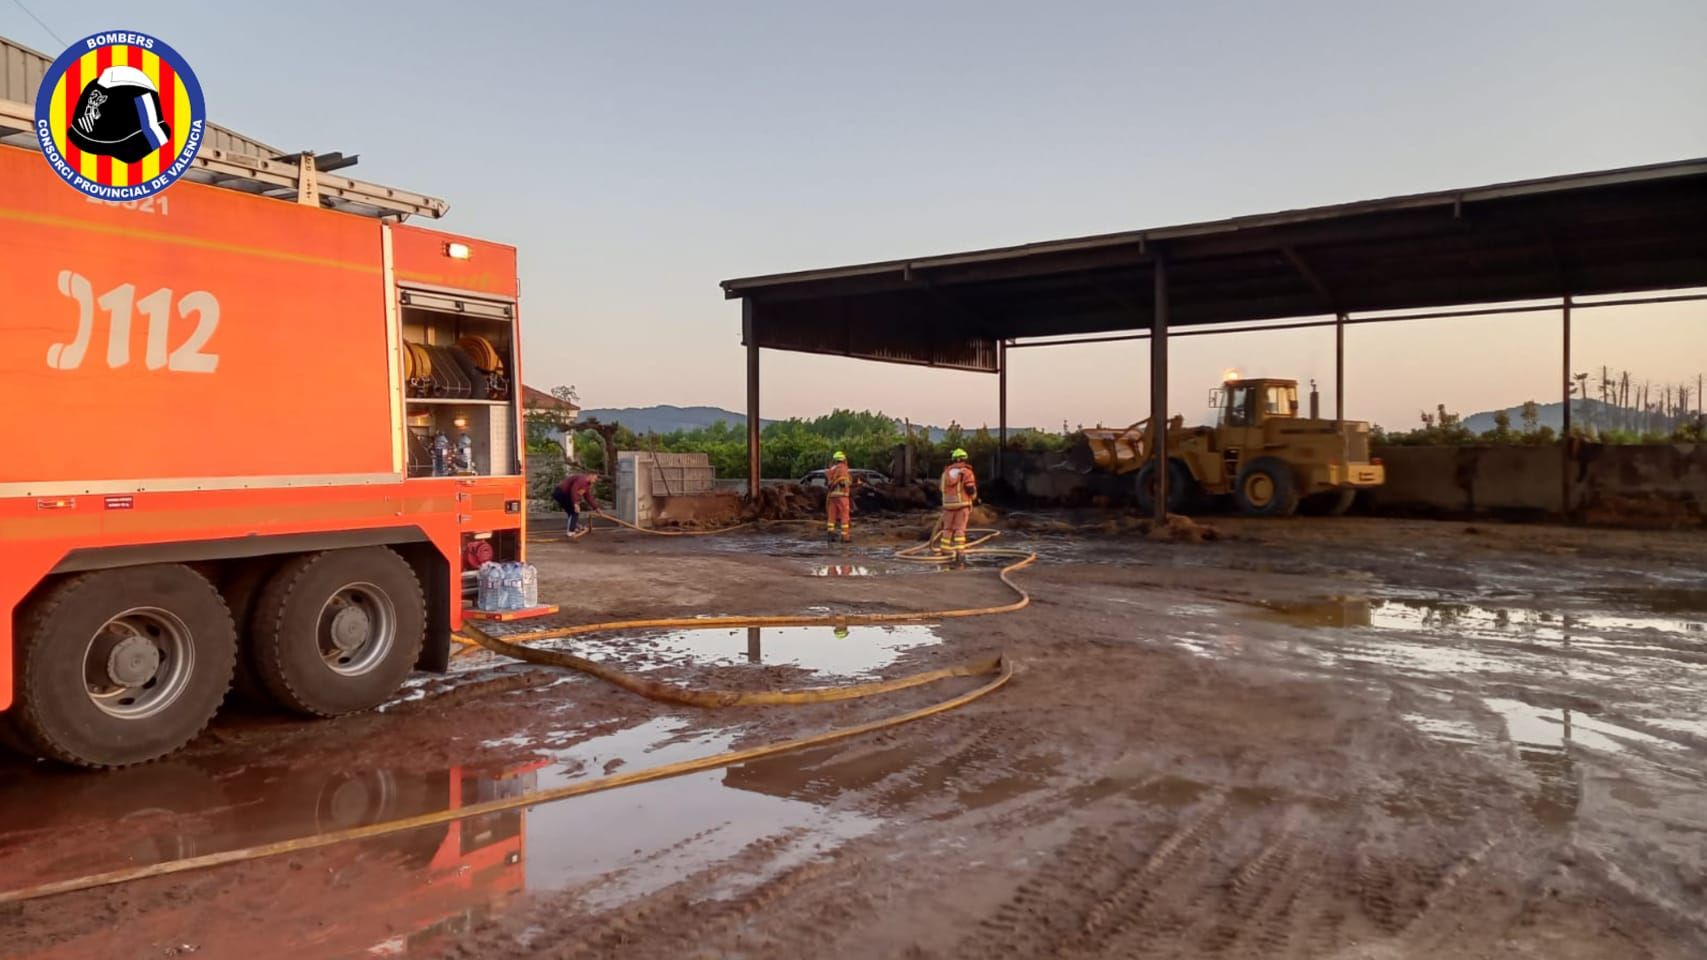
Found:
33,31 -> 206,201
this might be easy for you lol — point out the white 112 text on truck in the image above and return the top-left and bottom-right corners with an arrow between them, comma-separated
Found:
46,269 -> 219,373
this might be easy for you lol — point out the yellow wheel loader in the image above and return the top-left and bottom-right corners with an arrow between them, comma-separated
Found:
1081,378 -> 1385,517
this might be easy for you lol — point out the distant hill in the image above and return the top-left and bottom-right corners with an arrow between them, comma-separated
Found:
1461,400 -> 1571,433
1461,399 -> 1688,434
578,405 -> 770,435
578,405 -> 1045,441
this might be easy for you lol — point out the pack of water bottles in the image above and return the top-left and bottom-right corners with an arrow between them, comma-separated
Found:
477,561 -> 539,612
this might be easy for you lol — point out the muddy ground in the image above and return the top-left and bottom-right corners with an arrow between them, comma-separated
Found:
1,514 -> 1704,959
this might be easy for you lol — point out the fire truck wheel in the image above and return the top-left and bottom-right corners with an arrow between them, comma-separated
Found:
12,565 -> 237,768
1233,457 -> 1301,517
250,547 -> 425,718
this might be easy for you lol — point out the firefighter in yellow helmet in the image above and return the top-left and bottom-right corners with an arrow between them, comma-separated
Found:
938,448 -> 977,555
824,451 -> 853,543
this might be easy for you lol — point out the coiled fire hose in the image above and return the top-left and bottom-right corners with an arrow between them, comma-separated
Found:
0,527 -> 1035,905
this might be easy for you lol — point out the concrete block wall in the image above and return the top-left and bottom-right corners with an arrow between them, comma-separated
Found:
1367,446 -> 1563,515
1576,443 -> 1707,524
1367,443 -> 1704,524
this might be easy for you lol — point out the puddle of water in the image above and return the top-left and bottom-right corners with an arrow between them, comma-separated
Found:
557,624 -> 944,678
1241,593 -> 1707,836
0,715 -> 890,956
1264,597 -> 1706,640
0,759 -> 540,958
812,564 -> 875,577
1261,597 -> 1374,629
512,717 -> 881,906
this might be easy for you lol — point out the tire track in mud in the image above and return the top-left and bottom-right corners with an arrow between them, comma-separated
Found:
957,821 -> 1144,959
866,718 -> 1055,816
1070,796 -> 1230,957
1082,801 -> 1314,960
487,844 -> 854,960
1388,836 -> 1505,950
954,795 -> 1233,960
1193,818 -> 1312,958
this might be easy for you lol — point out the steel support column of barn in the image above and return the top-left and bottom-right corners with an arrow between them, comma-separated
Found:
744,300 -> 761,498
1561,295 -> 1573,513
1150,257 -> 1171,521
1336,313 -> 1346,428
997,341 -> 1009,480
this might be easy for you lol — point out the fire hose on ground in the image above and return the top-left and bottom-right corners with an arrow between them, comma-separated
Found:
0,524 -> 1036,905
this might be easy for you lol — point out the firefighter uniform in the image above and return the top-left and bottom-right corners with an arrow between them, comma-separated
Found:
825,453 -> 853,542
939,451 -> 977,554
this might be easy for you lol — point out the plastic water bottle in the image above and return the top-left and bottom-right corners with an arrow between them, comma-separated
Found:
502,562 -> 524,611
521,563 -> 538,608
477,562 -> 499,611
457,432 -> 475,474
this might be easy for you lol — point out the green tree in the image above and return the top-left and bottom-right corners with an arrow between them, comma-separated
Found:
1483,409 -> 1515,444
524,384 -> 580,454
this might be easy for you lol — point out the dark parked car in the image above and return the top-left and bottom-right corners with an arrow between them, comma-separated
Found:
799,468 -> 891,488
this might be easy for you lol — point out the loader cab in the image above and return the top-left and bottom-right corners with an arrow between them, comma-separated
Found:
1220,379 -> 1299,427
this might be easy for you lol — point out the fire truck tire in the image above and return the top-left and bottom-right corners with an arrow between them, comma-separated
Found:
250,548 -> 425,718
1135,458 -> 1195,515
1233,457 -> 1300,517
220,559 -> 284,710
0,715 -> 34,757
11,565 -> 237,769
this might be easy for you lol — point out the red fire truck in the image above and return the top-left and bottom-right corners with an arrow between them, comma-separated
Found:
0,136 -> 531,768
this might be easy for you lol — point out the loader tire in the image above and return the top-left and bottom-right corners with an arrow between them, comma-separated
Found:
11,565 -> 236,768
251,547 -> 425,718
1234,457 -> 1300,517
1135,458 -> 1195,515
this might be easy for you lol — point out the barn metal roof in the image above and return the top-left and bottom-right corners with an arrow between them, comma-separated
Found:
722,157 -> 1707,372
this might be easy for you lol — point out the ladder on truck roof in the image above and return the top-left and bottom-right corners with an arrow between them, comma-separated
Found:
0,97 -> 448,220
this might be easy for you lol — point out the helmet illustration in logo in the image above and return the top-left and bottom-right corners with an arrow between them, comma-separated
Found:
67,66 -> 172,164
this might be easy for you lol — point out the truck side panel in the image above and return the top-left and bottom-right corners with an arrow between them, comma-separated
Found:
0,477 -> 525,712
0,145 -> 395,492
392,225 -> 518,300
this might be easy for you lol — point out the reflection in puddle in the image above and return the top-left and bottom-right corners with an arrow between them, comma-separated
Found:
0,715 -> 902,956
1264,596 -> 1707,639
0,760 -> 541,958
513,717 -> 881,905
557,625 -> 943,677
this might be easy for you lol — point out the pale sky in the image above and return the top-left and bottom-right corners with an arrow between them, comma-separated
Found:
9,1 -> 1705,430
